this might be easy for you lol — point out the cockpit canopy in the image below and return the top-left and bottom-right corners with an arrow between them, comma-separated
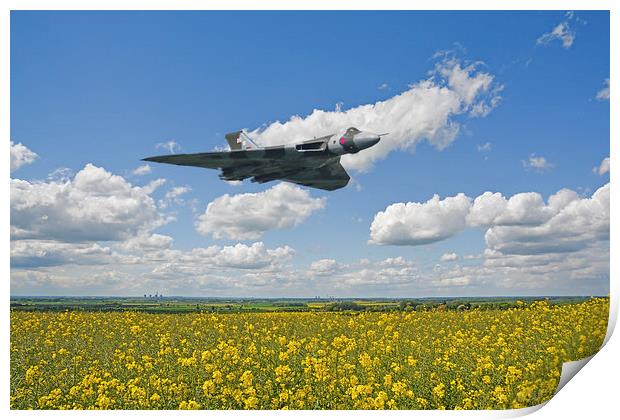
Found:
346,127 -> 361,135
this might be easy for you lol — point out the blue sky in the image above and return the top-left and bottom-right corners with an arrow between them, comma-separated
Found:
10,11 -> 610,297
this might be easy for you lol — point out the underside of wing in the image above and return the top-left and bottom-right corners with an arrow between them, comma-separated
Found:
279,159 -> 350,191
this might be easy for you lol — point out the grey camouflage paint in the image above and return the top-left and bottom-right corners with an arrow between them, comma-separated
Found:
143,128 -> 381,191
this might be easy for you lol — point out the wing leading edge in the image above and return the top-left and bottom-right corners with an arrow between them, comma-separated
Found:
143,152 -> 230,169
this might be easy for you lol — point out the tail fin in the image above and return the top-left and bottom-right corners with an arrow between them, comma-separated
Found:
224,130 -> 262,151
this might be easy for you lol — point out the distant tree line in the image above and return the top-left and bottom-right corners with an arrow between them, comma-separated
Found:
321,299 -> 535,312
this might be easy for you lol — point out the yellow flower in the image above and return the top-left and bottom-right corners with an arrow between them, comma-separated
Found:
96,394 -> 113,409
275,365 -> 292,383
391,381 -> 407,396
212,370 -> 223,384
432,382 -> 445,400
358,352 -> 372,369
492,385 -> 508,404
240,370 -> 254,388
25,365 -> 40,384
244,396 -> 259,409
383,374 -> 393,386
179,400 -> 201,410
202,380 -> 215,396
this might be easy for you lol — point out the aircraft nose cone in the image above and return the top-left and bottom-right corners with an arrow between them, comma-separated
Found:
354,132 -> 381,150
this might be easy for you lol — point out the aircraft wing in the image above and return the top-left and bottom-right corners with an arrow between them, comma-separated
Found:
279,159 -> 350,191
142,150 -> 262,170
143,149 -> 350,191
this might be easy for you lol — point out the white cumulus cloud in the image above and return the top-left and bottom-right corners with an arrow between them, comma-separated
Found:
370,184 -> 609,258
435,60 -> 495,108
485,184 -> 609,255
246,57 -> 501,172
196,183 -> 326,240
11,163 -> 166,242
10,141 -> 38,172
593,157 -> 610,175
369,193 -> 471,245
362,183 -> 609,294
468,190 -> 571,227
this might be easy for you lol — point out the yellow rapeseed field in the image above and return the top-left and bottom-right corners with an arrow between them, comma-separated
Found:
10,298 -> 608,410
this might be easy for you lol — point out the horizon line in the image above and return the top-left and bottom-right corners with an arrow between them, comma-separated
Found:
10,294 -> 606,299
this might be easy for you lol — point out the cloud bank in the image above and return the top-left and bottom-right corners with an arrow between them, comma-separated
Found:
9,148 -> 303,295
247,57 -> 502,172
370,184 -> 609,249
307,256 -> 418,288
11,241 -> 113,268
11,164 -> 167,242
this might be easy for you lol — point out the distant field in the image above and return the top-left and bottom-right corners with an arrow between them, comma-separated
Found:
10,295 -> 597,313
10,297 -> 608,409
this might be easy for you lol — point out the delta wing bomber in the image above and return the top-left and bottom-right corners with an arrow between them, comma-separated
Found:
143,127 -> 385,191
